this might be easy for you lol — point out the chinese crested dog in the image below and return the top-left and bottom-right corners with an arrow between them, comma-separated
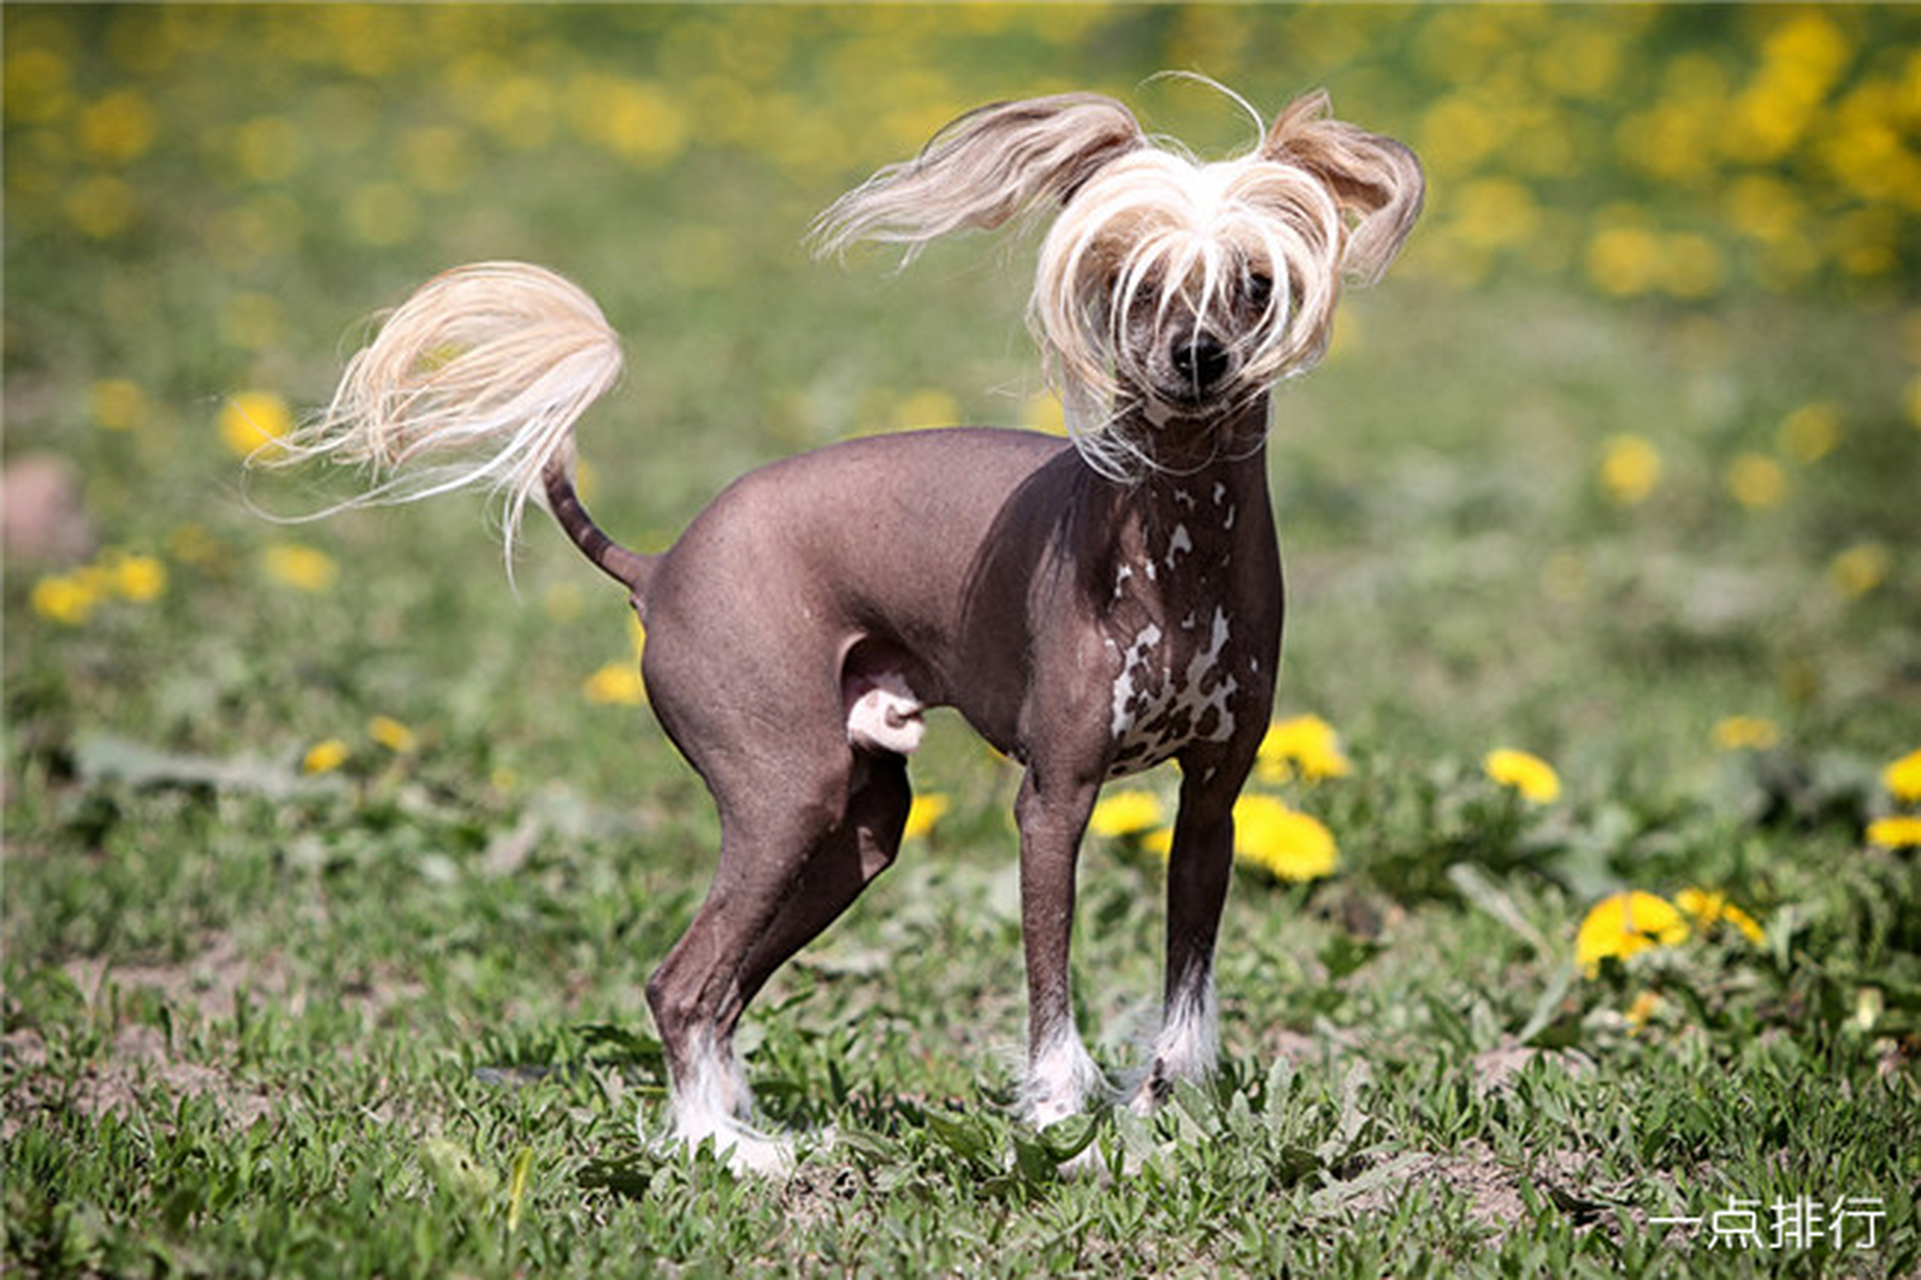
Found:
286,83 -> 1422,1173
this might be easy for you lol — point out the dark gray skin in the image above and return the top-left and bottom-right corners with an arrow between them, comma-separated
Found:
544,371 -> 1282,1127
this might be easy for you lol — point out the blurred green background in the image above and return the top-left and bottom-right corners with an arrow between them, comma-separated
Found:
6,3 -> 1915,793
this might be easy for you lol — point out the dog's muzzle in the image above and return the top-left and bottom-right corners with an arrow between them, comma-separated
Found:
1171,333 -> 1231,397
1156,329 -> 1238,408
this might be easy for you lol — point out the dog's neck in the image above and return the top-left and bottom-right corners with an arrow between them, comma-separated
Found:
1089,393 -> 1274,595
1113,392 -> 1271,496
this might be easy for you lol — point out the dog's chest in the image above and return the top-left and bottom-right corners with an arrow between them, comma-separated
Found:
1101,491 -> 1245,779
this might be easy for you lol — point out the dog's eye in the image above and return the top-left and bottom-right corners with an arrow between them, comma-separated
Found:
1244,272 -> 1274,309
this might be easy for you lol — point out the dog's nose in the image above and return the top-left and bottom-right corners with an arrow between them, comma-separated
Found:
1171,333 -> 1230,393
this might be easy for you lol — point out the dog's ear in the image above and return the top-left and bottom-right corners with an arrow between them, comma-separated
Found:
1261,91 -> 1424,284
810,94 -> 1144,261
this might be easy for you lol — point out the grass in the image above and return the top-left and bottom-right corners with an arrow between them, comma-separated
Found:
5,6 -> 1920,1278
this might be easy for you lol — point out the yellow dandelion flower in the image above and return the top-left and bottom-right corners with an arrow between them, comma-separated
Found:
893,388 -> 960,431
65,175 -> 135,239
262,543 -> 338,593
368,715 -> 417,754
1778,402 -> 1841,463
5,47 -> 73,125
30,574 -> 98,626
346,181 -> 419,248
1867,815 -> 1921,850
1485,748 -> 1562,804
1143,826 -> 1175,859
1585,224 -> 1665,297
1255,714 -> 1352,783
1726,453 -> 1787,509
1024,392 -> 1067,437
1674,887 -> 1766,945
1088,789 -> 1167,838
1625,989 -> 1664,1030
583,663 -> 646,706
1883,749 -> 1921,805
1575,891 -> 1689,975
1828,543 -> 1890,600
1713,715 -> 1781,751
78,90 -> 157,163
303,738 -> 350,774
219,390 -> 293,459
105,551 -> 167,602
903,793 -> 949,841
1232,794 -> 1339,883
1599,435 -> 1661,505
89,378 -> 150,431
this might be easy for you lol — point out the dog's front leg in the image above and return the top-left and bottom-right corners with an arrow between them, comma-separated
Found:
1012,767 -> 1108,1128
1129,758 -> 1242,1113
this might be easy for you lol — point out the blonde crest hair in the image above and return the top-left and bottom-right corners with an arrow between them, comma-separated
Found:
815,85 -> 1424,480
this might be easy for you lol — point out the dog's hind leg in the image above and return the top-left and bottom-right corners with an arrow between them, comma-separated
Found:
726,750 -> 910,1030
644,748 -> 910,1172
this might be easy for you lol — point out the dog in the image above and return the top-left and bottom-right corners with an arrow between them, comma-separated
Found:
285,84 -> 1422,1173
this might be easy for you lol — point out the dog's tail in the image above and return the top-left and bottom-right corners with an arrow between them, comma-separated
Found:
277,261 -> 648,590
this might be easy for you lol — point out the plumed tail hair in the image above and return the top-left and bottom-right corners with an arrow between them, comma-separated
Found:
272,262 -> 625,574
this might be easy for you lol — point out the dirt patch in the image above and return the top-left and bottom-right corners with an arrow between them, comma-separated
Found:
8,934 -> 422,1142
64,934 -> 286,1025
3,1023 -> 278,1141
1337,1139 -> 1636,1243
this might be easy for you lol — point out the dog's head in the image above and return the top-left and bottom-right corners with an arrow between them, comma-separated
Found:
815,84 -> 1423,479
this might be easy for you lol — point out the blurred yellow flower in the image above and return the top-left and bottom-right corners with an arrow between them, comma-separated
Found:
346,182 -> 420,247
1726,453 -> 1787,509
1485,748 -> 1562,803
1625,989 -> 1664,1031
90,378 -> 151,432
1828,543 -> 1890,600
219,390 -> 293,459
1232,794 -> 1338,883
5,47 -> 73,124
1713,715 -> 1781,751
1866,816 -> 1921,850
78,90 -> 157,162
1255,714 -> 1352,783
262,543 -> 339,592
583,662 -> 646,706
903,793 -> 949,841
232,116 -> 304,184
1585,223 -> 1665,297
30,574 -> 98,626
1600,434 -> 1661,505
303,738 -> 350,774
105,551 -> 167,602
368,715 -> 417,754
65,175 -> 135,239
1674,887 -> 1766,945
29,549 -> 167,623
571,74 -> 687,169
893,388 -> 960,431
1024,392 -> 1067,437
1088,789 -> 1167,838
1778,402 -> 1841,462
1884,749 -> 1921,805
1576,891 -> 1689,975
